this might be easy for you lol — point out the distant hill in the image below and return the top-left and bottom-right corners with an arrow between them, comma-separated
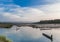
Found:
34,19 -> 60,24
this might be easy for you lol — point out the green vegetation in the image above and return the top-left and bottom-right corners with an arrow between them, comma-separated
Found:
35,19 -> 60,24
0,35 -> 12,42
0,19 -> 60,28
0,24 -> 13,28
0,22 -> 13,28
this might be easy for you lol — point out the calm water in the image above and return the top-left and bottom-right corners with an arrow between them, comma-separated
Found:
0,25 -> 60,42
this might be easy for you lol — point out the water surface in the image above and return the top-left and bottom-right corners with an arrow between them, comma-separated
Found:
0,25 -> 60,42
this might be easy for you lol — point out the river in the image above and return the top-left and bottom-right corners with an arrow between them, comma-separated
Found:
0,25 -> 60,42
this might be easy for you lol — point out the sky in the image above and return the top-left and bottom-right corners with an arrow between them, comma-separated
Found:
0,0 -> 60,22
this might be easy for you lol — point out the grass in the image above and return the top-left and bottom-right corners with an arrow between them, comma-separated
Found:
0,35 -> 12,42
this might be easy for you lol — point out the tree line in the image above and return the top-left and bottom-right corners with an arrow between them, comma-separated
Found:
36,19 -> 60,24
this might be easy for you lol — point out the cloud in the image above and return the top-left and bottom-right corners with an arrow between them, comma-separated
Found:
0,4 -> 45,22
29,0 -> 60,6
0,0 -> 60,22
45,0 -> 60,3
35,3 -> 60,20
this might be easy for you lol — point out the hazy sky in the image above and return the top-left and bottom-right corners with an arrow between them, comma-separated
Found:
0,0 -> 60,22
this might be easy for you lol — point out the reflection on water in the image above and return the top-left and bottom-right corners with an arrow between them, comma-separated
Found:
0,25 -> 60,42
